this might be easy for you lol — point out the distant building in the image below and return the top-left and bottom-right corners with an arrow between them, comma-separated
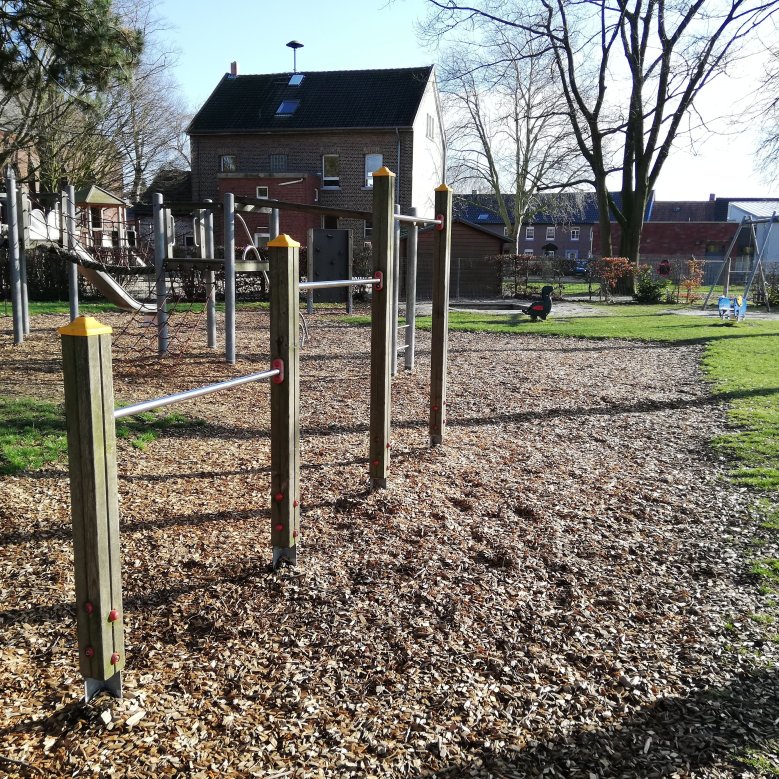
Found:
188,64 -> 445,253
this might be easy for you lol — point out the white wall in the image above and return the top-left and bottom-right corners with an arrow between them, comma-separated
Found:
411,69 -> 446,217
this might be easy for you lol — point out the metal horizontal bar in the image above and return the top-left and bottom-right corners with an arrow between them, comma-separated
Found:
299,277 -> 381,291
393,213 -> 442,226
114,368 -> 280,419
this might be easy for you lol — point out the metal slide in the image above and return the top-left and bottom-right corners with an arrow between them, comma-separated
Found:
28,208 -> 155,314
71,245 -> 156,315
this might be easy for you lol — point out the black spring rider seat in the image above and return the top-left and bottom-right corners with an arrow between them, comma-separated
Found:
520,285 -> 554,321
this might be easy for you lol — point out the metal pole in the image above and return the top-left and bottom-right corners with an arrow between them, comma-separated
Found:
5,167 -> 23,344
391,204 -> 401,376
204,200 -> 216,349
114,368 -> 280,420
405,208 -> 418,371
17,184 -> 30,334
306,228 -> 314,315
152,193 -> 169,355
65,185 -> 79,321
224,192 -> 236,364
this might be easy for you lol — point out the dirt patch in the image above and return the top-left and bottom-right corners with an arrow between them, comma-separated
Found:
0,309 -> 776,778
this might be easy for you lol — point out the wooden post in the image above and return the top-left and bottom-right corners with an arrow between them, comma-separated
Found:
429,184 -> 453,446
59,316 -> 124,702
369,168 -> 395,489
268,235 -> 301,567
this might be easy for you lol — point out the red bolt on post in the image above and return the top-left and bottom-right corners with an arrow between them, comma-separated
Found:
372,459 -> 379,466
293,499 -> 299,508
110,652 -> 120,665
432,405 -> 439,411
85,646 -> 95,658
386,443 -> 392,449
293,530 -> 298,538
108,609 -> 119,622
274,492 -> 284,502
275,523 -> 284,532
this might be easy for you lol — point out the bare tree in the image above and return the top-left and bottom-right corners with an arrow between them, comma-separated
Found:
424,0 -> 779,264
439,26 -> 588,251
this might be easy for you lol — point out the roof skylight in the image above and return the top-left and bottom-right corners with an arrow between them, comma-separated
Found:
289,74 -> 305,86
276,99 -> 300,117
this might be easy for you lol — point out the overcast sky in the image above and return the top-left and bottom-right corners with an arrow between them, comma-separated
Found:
157,0 -> 777,201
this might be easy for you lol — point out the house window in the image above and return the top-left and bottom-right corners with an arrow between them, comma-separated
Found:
522,248 -> 534,256
525,226 -> 534,239
546,226 -> 556,240
275,99 -> 300,117
570,228 -> 580,241
90,208 -> 103,230
270,154 -> 287,173
364,154 -> 383,188
219,154 -> 236,173
503,226 -> 510,237
364,220 -> 372,238
426,113 -> 435,140
254,231 -> 270,248
322,154 -> 340,187
256,186 -> 269,199
126,229 -> 137,248
565,249 -> 579,259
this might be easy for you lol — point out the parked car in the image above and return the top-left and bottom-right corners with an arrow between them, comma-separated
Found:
574,258 -> 591,275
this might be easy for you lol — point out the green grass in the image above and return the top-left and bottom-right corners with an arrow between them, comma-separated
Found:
0,396 -> 204,473
0,397 -> 67,475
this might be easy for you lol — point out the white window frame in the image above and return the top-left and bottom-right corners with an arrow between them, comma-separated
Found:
426,114 -> 435,140
565,249 -> 579,259
525,226 -> 534,239
90,207 -> 103,230
322,154 -> 340,188
364,220 -> 373,239
522,248 -> 534,256
256,186 -> 271,213
254,231 -> 270,248
219,154 -> 236,173
546,226 -> 556,240
570,227 -> 580,241
364,153 -> 383,188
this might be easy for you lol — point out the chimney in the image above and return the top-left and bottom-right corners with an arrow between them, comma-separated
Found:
709,193 -> 715,201
230,61 -> 239,76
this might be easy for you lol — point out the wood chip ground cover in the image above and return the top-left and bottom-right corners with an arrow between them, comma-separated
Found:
0,310 -> 776,778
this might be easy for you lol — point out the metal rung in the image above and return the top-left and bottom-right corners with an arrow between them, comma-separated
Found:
300,277 -> 381,291
114,368 -> 280,419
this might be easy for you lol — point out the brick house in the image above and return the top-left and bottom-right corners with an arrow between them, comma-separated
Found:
188,64 -> 445,252
454,192 -> 604,260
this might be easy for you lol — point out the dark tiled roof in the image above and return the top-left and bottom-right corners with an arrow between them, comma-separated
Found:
188,66 -> 434,134
650,201 -> 717,221
453,191 -> 652,225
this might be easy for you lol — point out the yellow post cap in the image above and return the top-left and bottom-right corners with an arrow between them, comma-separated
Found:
372,166 -> 395,177
435,183 -> 452,192
58,316 -> 112,337
267,234 -> 301,248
